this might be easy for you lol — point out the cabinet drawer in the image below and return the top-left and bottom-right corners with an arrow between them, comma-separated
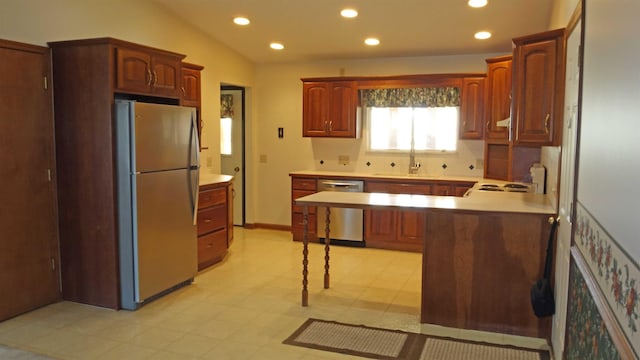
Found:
292,177 -> 317,191
366,182 -> 432,195
197,205 -> 226,235
292,190 -> 317,213
199,187 -> 226,209
198,230 -> 227,269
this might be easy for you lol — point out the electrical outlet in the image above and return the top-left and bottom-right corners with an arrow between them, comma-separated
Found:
206,156 -> 213,167
338,155 -> 350,166
259,154 -> 268,163
476,158 -> 484,168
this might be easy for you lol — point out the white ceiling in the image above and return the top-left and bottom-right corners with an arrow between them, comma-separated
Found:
152,0 -> 553,64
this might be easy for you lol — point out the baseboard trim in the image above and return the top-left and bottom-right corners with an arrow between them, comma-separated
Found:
244,223 -> 291,231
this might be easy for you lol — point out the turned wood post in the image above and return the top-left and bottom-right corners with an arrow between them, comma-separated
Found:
302,206 -> 309,306
324,207 -> 331,289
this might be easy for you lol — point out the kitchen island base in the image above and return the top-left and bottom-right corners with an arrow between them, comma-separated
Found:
295,191 -> 554,340
422,211 -> 552,339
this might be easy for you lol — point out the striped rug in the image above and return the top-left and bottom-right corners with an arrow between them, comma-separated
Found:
283,319 -> 550,360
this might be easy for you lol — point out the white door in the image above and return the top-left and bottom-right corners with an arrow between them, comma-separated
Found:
220,88 -> 244,226
551,18 -> 582,360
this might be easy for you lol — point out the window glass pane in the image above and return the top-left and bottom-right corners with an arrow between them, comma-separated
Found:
220,117 -> 232,155
367,106 -> 458,152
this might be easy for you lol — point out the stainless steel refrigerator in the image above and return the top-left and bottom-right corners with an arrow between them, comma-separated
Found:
115,100 -> 200,310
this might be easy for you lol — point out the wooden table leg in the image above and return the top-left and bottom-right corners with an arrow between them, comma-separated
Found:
323,207 -> 331,289
302,206 -> 309,306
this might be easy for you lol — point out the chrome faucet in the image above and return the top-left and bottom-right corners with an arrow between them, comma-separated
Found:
409,146 -> 421,174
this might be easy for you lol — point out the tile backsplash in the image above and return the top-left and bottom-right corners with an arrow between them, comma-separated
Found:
310,138 -> 485,178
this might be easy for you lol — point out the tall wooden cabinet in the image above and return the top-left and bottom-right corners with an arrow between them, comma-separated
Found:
483,29 -> 565,182
512,29 -> 566,146
302,80 -> 360,138
48,38 -> 186,309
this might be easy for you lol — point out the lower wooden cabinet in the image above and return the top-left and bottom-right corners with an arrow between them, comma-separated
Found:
291,176 -> 318,242
197,181 -> 233,270
364,181 -> 432,252
290,174 -> 475,252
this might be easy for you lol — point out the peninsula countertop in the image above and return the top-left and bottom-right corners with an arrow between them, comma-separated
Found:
295,189 -> 555,215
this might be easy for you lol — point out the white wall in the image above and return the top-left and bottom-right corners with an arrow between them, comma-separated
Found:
253,54 -> 504,226
0,0 -> 254,175
579,0 -> 640,260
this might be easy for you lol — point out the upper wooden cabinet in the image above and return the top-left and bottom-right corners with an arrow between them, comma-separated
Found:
181,62 -> 203,107
115,46 -> 183,98
180,63 -> 204,144
484,56 -> 512,142
511,29 -> 566,146
459,76 -> 486,139
302,80 -> 360,138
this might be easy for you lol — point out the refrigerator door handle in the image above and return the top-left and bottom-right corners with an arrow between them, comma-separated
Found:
187,109 -> 200,225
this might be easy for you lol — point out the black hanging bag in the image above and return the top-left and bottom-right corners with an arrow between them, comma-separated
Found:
530,217 -> 559,318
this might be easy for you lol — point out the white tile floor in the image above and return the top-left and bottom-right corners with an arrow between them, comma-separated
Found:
0,228 -> 549,359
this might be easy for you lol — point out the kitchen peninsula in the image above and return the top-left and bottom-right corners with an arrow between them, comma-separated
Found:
295,188 -> 556,339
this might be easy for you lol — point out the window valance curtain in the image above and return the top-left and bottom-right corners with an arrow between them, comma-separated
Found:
359,87 -> 460,108
220,94 -> 234,118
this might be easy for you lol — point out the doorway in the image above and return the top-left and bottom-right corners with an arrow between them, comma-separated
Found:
220,86 -> 245,226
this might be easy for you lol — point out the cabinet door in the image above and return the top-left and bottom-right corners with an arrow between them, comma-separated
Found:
364,209 -> 397,241
433,183 -> 453,196
302,82 -> 329,136
485,57 -> 512,141
115,47 -> 152,94
181,67 -> 201,106
460,77 -> 485,139
151,54 -> 181,97
327,81 -> 358,137
512,31 -> 564,145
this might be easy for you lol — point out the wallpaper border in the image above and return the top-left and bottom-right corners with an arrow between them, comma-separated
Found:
574,201 -> 639,358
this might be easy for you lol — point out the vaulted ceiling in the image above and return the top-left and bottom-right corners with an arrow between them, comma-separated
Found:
152,0 -> 553,64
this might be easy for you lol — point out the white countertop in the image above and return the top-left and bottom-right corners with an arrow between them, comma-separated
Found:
295,190 -> 555,215
199,173 -> 233,186
290,170 -> 483,183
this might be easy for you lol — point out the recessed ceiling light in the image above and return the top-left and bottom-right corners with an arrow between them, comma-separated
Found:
233,17 -> 250,26
474,31 -> 492,40
340,8 -> 358,18
364,38 -> 380,46
468,0 -> 488,8
270,42 -> 284,50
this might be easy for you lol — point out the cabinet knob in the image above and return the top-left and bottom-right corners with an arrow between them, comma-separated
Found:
204,219 -> 211,223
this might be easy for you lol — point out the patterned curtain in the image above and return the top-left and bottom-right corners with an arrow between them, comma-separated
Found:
359,87 -> 460,107
220,94 -> 234,118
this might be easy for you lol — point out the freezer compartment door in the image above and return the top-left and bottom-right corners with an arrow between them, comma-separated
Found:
134,169 -> 197,303
129,101 -> 197,172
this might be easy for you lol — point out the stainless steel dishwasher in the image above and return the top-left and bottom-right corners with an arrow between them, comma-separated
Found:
316,179 -> 364,246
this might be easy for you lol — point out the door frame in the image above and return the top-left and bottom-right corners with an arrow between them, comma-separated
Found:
221,85 -> 246,226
